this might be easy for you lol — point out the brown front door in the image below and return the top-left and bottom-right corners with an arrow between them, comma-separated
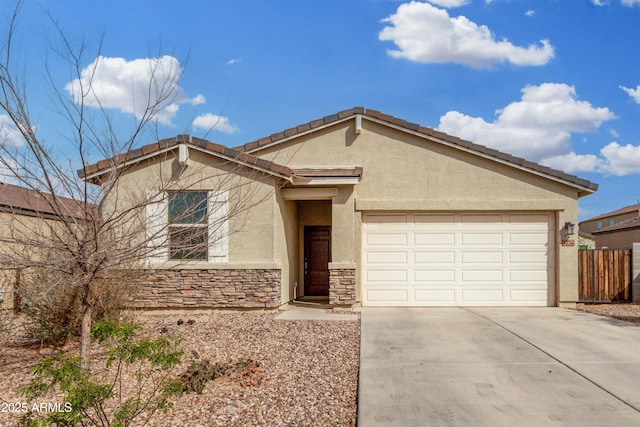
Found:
304,226 -> 331,296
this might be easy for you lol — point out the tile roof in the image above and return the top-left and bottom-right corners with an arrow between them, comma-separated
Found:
592,216 -> 640,234
79,135 -> 293,181
0,182 -> 85,219
235,107 -> 598,194
580,202 -> 640,223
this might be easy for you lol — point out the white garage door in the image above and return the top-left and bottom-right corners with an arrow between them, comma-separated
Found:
362,212 -> 554,306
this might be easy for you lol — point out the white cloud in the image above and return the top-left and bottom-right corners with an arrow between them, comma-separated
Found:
426,0 -> 468,7
540,143 -> 640,177
540,152 -> 604,174
378,1 -> 554,69
525,10 -> 536,16
225,58 -> 242,66
622,0 -> 640,6
591,0 -> 608,6
599,142 -> 640,175
192,113 -> 239,134
621,85 -> 640,103
0,115 -> 26,147
65,56 -> 205,125
437,83 -> 616,161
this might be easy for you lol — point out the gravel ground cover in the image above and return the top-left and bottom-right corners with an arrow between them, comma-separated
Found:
0,311 -> 360,426
575,302 -> 640,324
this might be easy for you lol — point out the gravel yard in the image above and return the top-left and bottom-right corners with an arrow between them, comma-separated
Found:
575,302 -> 640,324
0,311 -> 360,426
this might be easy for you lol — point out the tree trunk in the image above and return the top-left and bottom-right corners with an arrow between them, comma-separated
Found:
80,295 -> 92,370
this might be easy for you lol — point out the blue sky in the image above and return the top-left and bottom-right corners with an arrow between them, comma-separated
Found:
3,0 -> 640,220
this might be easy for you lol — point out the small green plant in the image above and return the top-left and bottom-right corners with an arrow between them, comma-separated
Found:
18,317 -> 184,427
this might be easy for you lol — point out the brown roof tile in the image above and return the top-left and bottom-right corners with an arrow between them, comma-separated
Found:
235,107 -> 598,193
581,203 -> 640,223
79,136 -> 293,181
0,182 -> 86,219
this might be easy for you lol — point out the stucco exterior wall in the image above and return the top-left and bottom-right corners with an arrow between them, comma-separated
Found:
581,211 -> 639,234
595,228 -> 640,249
105,148 -> 281,266
255,118 -> 583,306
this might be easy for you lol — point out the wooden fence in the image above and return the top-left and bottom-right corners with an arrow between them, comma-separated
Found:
578,249 -> 632,302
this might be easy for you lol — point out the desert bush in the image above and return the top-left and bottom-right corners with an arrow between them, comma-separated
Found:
19,268 -> 137,344
18,317 -> 184,427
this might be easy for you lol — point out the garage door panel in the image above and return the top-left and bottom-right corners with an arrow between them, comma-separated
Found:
366,251 -> 407,264
414,270 -> 455,283
510,233 -> 548,245
365,289 -> 408,303
509,214 -> 550,228
460,289 -> 504,303
366,269 -> 407,282
366,233 -> 407,245
461,269 -> 503,282
414,251 -> 455,264
509,289 -> 548,304
510,251 -> 548,264
365,214 -> 408,226
509,269 -> 549,282
414,289 -> 455,304
461,251 -> 503,264
414,233 -> 455,246
461,233 -> 503,245
363,212 -> 553,307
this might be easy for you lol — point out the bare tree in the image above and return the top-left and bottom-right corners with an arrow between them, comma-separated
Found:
0,1 -> 276,367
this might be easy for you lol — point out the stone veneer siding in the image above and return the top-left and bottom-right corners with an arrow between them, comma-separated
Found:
329,268 -> 356,306
132,269 -> 281,309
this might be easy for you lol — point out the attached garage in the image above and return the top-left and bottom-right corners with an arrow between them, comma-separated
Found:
362,212 -> 555,307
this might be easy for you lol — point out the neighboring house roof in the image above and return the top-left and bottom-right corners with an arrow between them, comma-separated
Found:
0,182 -> 84,219
580,202 -> 640,223
235,107 -> 598,196
79,134 -> 294,182
592,216 -> 640,234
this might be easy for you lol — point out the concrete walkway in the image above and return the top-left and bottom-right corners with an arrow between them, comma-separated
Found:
275,303 -> 359,321
359,307 -> 640,426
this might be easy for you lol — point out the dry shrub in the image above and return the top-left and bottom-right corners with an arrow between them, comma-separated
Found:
19,268 -> 137,344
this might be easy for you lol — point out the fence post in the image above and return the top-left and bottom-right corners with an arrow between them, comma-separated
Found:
633,243 -> 640,303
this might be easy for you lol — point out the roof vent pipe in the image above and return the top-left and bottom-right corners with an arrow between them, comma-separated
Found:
178,144 -> 190,166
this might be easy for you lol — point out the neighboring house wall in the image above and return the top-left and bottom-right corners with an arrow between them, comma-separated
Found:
594,228 -> 640,249
254,119 -> 582,304
580,210 -> 640,234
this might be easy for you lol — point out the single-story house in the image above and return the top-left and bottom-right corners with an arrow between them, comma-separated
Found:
81,107 -> 597,309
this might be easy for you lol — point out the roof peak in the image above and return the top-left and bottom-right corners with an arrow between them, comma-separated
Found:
235,106 -> 598,194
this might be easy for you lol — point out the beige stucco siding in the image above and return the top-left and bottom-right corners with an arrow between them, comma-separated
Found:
256,118 -> 582,305
106,148 -> 281,267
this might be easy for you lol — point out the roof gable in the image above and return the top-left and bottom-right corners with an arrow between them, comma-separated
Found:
236,107 -> 598,196
80,135 -> 293,183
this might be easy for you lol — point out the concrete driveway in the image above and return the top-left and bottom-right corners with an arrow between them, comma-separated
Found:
359,307 -> 640,426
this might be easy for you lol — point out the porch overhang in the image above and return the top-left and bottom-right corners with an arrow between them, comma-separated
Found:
290,167 -> 363,186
